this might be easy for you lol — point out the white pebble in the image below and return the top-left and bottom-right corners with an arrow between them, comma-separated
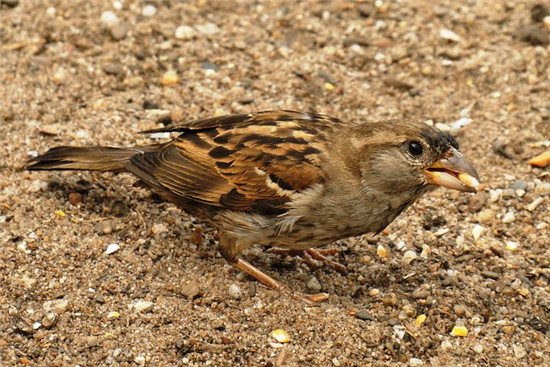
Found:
513,344 -> 527,359
105,243 -> 120,254
101,11 -> 119,27
131,300 -> 153,312
113,1 -> 123,10
134,355 -> 146,365
228,284 -> 243,299
195,22 -> 220,35
489,189 -> 502,202
27,179 -> 45,193
43,299 -> 69,314
472,224 -> 484,242
439,28 -> 461,42
502,211 -> 515,224
403,250 -> 417,264
456,235 -> 465,247
527,197 -> 544,212
409,358 -> 423,366
175,25 -> 196,40
141,4 -> 157,17
473,343 -> 484,354
441,339 -> 453,351
451,117 -> 472,130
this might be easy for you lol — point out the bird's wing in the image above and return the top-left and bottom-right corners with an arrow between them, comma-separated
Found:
128,111 -> 338,214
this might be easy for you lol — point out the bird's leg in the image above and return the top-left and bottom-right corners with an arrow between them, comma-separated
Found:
268,248 -> 348,275
218,234 -> 328,303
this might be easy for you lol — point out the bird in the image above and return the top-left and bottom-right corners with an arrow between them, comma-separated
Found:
26,110 -> 479,302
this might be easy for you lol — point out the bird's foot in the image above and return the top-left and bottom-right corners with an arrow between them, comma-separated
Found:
231,258 -> 328,304
268,248 -> 348,275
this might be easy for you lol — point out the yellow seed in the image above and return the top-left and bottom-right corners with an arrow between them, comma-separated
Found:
107,311 -> 120,320
161,70 -> 179,86
270,329 -> 290,343
377,245 -> 387,258
324,82 -> 335,91
450,326 -> 468,337
466,79 -> 473,86
415,314 -> 427,327
53,210 -> 66,218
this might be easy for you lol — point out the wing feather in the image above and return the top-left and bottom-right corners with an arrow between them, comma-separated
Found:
128,111 -> 334,214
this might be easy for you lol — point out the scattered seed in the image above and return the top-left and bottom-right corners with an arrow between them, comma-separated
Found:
270,329 -> 290,343
450,325 -> 468,337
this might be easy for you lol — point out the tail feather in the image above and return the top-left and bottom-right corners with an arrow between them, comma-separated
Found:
25,146 -> 160,172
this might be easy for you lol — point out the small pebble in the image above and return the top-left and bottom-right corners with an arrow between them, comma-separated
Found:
441,340 -> 453,351
476,209 -> 495,224
141,4 -> 156,17
68,192 -> 83,205
473,343 -> 484,354
180,281 -> 200,299
110,23 -> 130,40
175,25 -> 196,40
412,287 -> 430,299
502,211 -> 515,224
527,197 -> 544,211
131,300 -> 153,313
403,250 -> 417,264
98,221 -> 113,235
228,284 -> 243,300
409,357 -> 423,366
105,243 -> 120,255
151,223 -> 168,234
306,276 -> 322,292
43,299 -> 69,314
101,11 -> 119,27
104,62 -> 123,75
135,355 -> 146,365
513,344 -> 527,359
355,309 -> 374,321
439,28 -> 461,42
195,22 -> 220,35
472,224 -> 484,241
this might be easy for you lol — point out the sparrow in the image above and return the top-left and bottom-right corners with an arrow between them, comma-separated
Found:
26,110 -> 479,302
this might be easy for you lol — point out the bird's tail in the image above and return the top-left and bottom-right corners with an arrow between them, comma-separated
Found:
25,145 -> 160,172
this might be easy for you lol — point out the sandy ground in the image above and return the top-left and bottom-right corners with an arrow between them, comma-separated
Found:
1,0 -> 549,366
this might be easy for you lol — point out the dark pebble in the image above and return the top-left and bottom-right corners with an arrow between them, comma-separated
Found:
143,100 -> 160,110
202,61 -> 219,71
68,192 -> 83,205
516,24 -> 549,46
112,200 -> 129,217
0,0 -> 19,8
509,180 -> 529,191
343,36 -> 369,47
531,4 -> 549,23
355,309 -> 375,321
481,270 -> 500,280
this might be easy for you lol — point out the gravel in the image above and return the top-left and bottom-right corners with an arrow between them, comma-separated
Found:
1,1 -> 549,366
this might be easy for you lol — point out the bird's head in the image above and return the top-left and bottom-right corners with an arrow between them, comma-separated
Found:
352,119 -> 479,197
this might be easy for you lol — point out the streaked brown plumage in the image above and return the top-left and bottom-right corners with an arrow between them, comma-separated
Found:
26,110 -> 479,302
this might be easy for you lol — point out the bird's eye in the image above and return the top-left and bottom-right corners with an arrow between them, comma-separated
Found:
408,141 -> 423,156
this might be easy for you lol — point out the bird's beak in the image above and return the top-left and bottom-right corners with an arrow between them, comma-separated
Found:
424,147 -> 480,193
